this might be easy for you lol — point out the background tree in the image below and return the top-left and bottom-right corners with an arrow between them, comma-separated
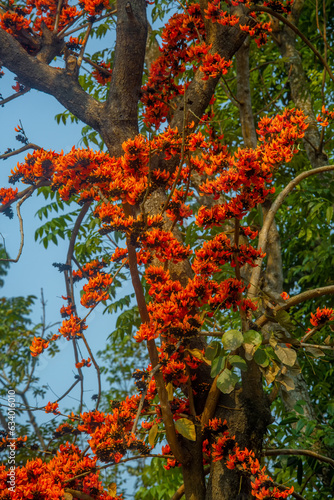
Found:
0,1 -> 334,499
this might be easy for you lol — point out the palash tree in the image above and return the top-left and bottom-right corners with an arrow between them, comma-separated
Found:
0,0 -> 334,499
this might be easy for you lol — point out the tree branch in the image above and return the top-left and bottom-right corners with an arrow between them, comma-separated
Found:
0,143 -> 42,160
263,448 -> 334,467
248,165 -> 334,299
256,285 -> 334,328
0,28 -> 104,131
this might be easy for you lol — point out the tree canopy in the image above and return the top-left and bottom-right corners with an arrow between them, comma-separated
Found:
0,1 -> 334,499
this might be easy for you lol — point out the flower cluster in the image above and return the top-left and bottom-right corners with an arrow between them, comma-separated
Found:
310,307 -> 334,327
44,401 -> 60,414
316,105 -> 334,127
0,187 -> 18,205
0,442 -> 122,499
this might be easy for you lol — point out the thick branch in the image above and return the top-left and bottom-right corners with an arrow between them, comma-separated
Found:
0,28 -> 103,131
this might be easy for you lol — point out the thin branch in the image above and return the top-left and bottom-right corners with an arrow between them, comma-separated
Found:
80,331 -> 101,411
60,9 -> 117,37
263,448 -> 334,467
200,375 -> 220,427
272,483 -> 306,500
248,165 -> 334,299
0,143 -> 42,160
0,189 -> 36,262
53,0 -> 63,33
131,362 -> 161,434
126,233 -> 188,465
0,86 -> 30,106
77,22 -> 93,69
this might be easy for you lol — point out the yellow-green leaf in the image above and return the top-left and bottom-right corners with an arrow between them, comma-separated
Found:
175,418 -> 196,441
148,423 -> 158,448
166,382 -> 174,401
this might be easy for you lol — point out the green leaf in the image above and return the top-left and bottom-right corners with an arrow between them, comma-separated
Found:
229,355 -> 247,371
211,355 -> 226,378
326,205 -> 333,224
253,348 -> 270,367
222,330 -> 243,351
216,368 -> 239,394
205,342 -> 221,361
243,330 -> 262,346
175,418 -> 196,441
275,310 -> 295,331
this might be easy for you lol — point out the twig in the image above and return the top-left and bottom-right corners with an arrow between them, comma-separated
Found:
263,448 -> 334,467
77,22 -> 93,69
60,10 -> 117,37
80,331 -> 101,410
0,86 -> 30,107
0,189 -> 36,262
131,363 -> 161,434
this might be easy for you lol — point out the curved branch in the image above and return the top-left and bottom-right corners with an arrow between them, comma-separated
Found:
256,285 -> 334,328
248,165 -> 334,299
0,188 -> 36,262
0,28 -> 104,131
249,6 -> 334,84
0,143 -> 42,160
263,448 -> 334,467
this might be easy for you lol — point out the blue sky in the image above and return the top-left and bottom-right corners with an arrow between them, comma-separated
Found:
0,69 -> 121,414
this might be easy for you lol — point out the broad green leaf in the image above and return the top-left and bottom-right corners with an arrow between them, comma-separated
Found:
175,418 -> 196,441
222,330 -> 243,351
205,342 -> 221,361
149,424 -> 158,447
253,348 -> 270,367
229,355 -> 247,371
187,348 -> 211,365
211,355 -> 226,378
275,310 -> 295,331
216,368 -> 239,394
243,330 -> 262,346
